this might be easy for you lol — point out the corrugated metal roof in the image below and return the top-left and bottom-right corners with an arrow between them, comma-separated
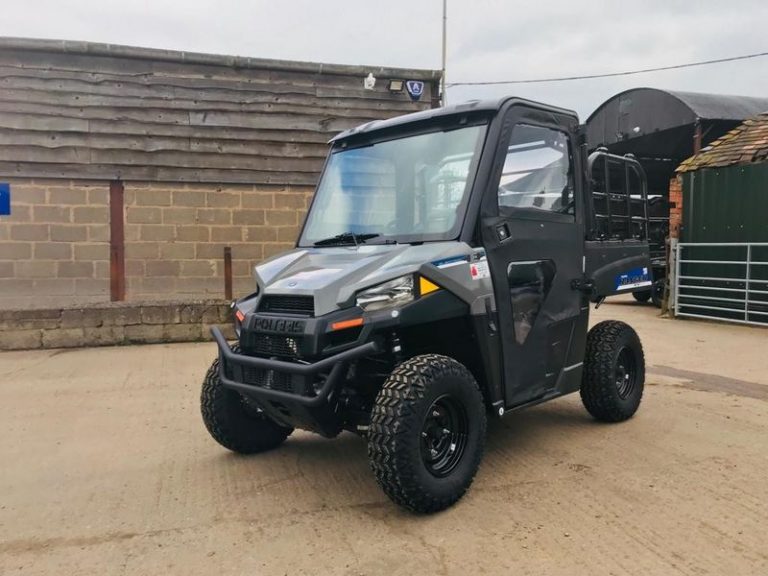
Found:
666,90 -> 768,121
677,113 -> 768,172
587,88 -> 768,127
585,87 -> 768,168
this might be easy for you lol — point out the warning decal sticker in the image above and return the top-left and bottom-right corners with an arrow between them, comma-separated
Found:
470,256 -> 490,280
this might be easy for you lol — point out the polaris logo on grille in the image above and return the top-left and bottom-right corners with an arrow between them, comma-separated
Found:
252,316 -> 305,334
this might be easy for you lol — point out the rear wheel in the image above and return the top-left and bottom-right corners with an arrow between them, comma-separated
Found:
632,289 -> 651,303
201,349 -> 293,454
368,354 -> 487,514
651,279 -> 665,308
580,321 -> 645,422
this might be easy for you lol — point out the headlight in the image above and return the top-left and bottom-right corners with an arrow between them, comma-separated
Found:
356,275 -> 414,311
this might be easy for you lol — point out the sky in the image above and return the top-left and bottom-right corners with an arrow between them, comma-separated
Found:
1,0 -> 766,118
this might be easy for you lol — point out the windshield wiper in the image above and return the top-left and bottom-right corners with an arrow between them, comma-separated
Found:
312,232 -> 380,247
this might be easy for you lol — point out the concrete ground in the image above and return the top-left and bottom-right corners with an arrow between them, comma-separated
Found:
1,295 -> 767,575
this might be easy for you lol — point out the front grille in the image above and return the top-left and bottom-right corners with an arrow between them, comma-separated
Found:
247,334 -> 300,359
241,366 -> 294,393
258,295 -> 315,316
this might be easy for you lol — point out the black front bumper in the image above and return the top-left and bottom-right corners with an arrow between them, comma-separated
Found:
210,326 -> 380,435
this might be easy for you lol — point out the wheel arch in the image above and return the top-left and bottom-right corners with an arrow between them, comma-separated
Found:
397,313 -> 501,411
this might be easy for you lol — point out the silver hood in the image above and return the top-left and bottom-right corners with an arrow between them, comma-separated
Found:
254,242 -> 478,317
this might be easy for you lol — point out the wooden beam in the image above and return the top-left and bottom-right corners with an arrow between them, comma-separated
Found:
0,161 -> 321,186
109,180 -> 125,301
223,246 -> 233,301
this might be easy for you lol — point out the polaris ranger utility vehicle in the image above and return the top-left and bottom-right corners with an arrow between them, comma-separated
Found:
203,97 -> 650,513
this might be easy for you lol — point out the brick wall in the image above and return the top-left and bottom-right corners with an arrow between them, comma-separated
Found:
668,175 -> 683,239
0,178 -> 313,309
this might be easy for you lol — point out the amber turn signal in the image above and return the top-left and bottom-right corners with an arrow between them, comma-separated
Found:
419,276 -> 441,296
331,317 -> 364,331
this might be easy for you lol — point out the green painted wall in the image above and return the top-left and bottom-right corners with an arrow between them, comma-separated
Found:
682,164 -> 768,243
679,163 -> 768,323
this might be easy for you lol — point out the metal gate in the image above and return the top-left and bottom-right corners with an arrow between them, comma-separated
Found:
674,242 -> 768,326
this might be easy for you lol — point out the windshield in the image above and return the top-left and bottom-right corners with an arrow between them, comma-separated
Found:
299,123 -> 487,246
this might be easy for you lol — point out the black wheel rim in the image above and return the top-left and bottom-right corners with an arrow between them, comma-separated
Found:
615,347 -> 637,399
420,394 -> 468,478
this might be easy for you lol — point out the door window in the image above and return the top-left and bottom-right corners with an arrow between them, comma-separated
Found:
498,125 -> 574,217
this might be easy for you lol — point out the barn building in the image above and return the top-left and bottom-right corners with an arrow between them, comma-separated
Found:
586,88 -> 768,218
0,38 -> 439,309
586,88 -> 768,311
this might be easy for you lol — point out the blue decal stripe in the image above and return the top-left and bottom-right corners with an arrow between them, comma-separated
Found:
432,255 -> 469,269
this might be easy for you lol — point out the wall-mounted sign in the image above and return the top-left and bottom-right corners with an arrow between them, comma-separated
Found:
0,183 -> 10,216
406,80 -> 424,102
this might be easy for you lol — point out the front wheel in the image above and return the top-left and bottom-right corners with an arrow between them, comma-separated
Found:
201,351 -> 293,454
367,354 -> 487,514
580,321 -> 645,422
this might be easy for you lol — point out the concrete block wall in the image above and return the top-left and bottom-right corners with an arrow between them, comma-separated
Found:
122,182 -> 313,300
0,300 -> 235,350
0,178 -> 314,309
0,179 -> 110,308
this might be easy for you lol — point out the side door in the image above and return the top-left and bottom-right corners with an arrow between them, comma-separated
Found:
479,104 -> 587,407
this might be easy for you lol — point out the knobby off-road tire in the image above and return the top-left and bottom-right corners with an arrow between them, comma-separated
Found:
368,354 -> 487,514
632,289 -> 651,303
580,320 -> 645,423
651,279 -> 665,308
201,348 -> 293,454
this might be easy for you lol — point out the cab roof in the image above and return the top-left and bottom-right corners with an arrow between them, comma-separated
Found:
330,97 -> 578,143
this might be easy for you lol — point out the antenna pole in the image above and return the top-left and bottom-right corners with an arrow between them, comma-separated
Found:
441,0 -> 447,106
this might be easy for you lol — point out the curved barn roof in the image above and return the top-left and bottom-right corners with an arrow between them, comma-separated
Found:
587,88 -> 768,128
667,90 -> 768,121
586,88 -> 768,162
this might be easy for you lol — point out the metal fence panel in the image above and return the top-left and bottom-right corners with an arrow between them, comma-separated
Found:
675,242 -> 768,326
